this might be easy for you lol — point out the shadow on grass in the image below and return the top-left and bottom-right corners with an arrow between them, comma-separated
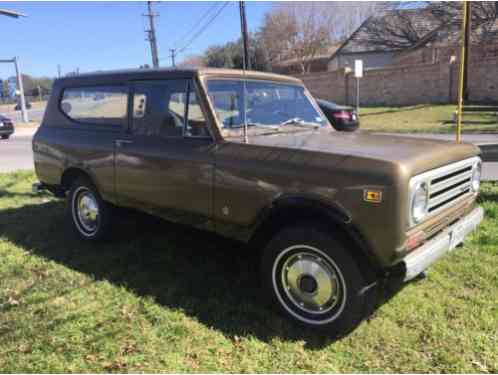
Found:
478,188 -> 498,203
0,200 -> 406,349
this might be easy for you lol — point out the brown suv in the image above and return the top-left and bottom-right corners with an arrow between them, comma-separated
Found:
32,68 -> 483,336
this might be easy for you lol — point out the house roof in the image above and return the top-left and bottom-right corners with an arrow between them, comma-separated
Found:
429,18 -> 498,46
337,8 -> 442,54
272,43 -> 342,68
337,7 -> 498,57
399,17 -> 498,54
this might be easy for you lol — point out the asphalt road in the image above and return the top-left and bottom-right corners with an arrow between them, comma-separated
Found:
1,108 -> 45,123
0,135 -> 34,173
1,131 -> 498,180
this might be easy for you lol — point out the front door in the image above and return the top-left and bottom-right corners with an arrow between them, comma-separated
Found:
115,79 -> 214,229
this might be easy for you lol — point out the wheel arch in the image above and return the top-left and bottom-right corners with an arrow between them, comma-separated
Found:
60,167 -> 95,192
248,195 -> 381,279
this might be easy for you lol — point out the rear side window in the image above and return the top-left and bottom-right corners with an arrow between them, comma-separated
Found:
61,86 -> 128,126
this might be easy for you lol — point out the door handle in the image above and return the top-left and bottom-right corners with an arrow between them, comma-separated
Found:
116,139 -> 133,147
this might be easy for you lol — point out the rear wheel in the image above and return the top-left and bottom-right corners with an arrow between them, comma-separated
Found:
261,225 -> 375,337
67,177 -> 112,240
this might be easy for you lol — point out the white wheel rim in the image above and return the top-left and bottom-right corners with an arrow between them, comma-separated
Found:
272,245 -> 347,325
72,186 -> 100,236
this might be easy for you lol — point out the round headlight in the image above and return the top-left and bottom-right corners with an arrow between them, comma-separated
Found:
412,182 -> 429,224
471,161 -> 482,192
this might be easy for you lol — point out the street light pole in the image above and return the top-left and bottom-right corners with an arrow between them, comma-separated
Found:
1,7 -> 28,122
0,9 -> 27,18
13,57 -> 28,123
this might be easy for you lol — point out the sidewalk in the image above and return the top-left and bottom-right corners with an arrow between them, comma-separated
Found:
12,124 -> 39,138
376,132 -> 497,144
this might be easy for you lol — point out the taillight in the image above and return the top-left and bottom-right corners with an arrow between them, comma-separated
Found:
332,110 -> 352,120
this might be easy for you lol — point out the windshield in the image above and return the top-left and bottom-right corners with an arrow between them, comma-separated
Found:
206,79 -> 327,132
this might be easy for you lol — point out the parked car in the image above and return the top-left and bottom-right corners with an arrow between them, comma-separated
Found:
14,101 -> 32,111
0,115 -> 14,139
316,99 -> 359,131
32,68 -> 483,337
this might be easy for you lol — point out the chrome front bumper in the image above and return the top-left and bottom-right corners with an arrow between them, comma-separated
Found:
403,206 -> 484,281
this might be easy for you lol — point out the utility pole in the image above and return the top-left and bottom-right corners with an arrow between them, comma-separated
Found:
57,64 -> 61,78
239,1 -> 250,70
462,1 -> 471,101
13,57 -> 28,123
145,1 -> 160,68
456,1 -> 470,143
169,49 -> 176,67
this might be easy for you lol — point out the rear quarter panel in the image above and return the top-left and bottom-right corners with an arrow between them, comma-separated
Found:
33,80 -> 122,203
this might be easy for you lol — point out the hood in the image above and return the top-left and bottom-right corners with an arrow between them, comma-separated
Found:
241,128 -> 480,176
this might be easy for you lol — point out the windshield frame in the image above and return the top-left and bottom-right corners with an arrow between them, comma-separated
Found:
200,76 -> 332,139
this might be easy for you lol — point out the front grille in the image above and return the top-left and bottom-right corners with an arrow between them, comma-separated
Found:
409,157 -> 479,226
428,165 -> 472,213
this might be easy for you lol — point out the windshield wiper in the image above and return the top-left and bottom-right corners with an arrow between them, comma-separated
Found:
247,122 -> 280,130
227,122 -> 280,130
279,117 -> 321,129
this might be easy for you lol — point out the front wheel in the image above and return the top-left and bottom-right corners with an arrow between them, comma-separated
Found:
261,225 -> 375,337
1,135 -> 9,140
67,177 -> 112,241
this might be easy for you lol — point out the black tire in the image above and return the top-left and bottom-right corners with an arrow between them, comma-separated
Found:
261,224 -> 375,337
66,176 -> 112,241
1,135 -> 9,140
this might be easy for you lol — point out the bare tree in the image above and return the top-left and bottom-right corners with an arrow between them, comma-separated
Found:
259,2 -> 385,73
260,2 -> 335,73
178,54 -> 205,68
331,2 -> 388,40
259,8 -> 299,68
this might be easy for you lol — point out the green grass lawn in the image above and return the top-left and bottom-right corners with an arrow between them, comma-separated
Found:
360,104 -> 498,133
1,171 -> 498,372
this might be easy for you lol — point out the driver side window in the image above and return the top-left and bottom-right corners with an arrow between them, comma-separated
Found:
132,80 -> 187,138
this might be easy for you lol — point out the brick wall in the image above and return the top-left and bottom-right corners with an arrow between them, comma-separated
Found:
467,57 -> 498,103
393,43 -> 498,66
296,57 -> 498,106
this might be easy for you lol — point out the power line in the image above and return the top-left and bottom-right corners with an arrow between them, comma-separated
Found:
170,2 -> 219,51
158,1 -> 230,64
176,2 -> 230,55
